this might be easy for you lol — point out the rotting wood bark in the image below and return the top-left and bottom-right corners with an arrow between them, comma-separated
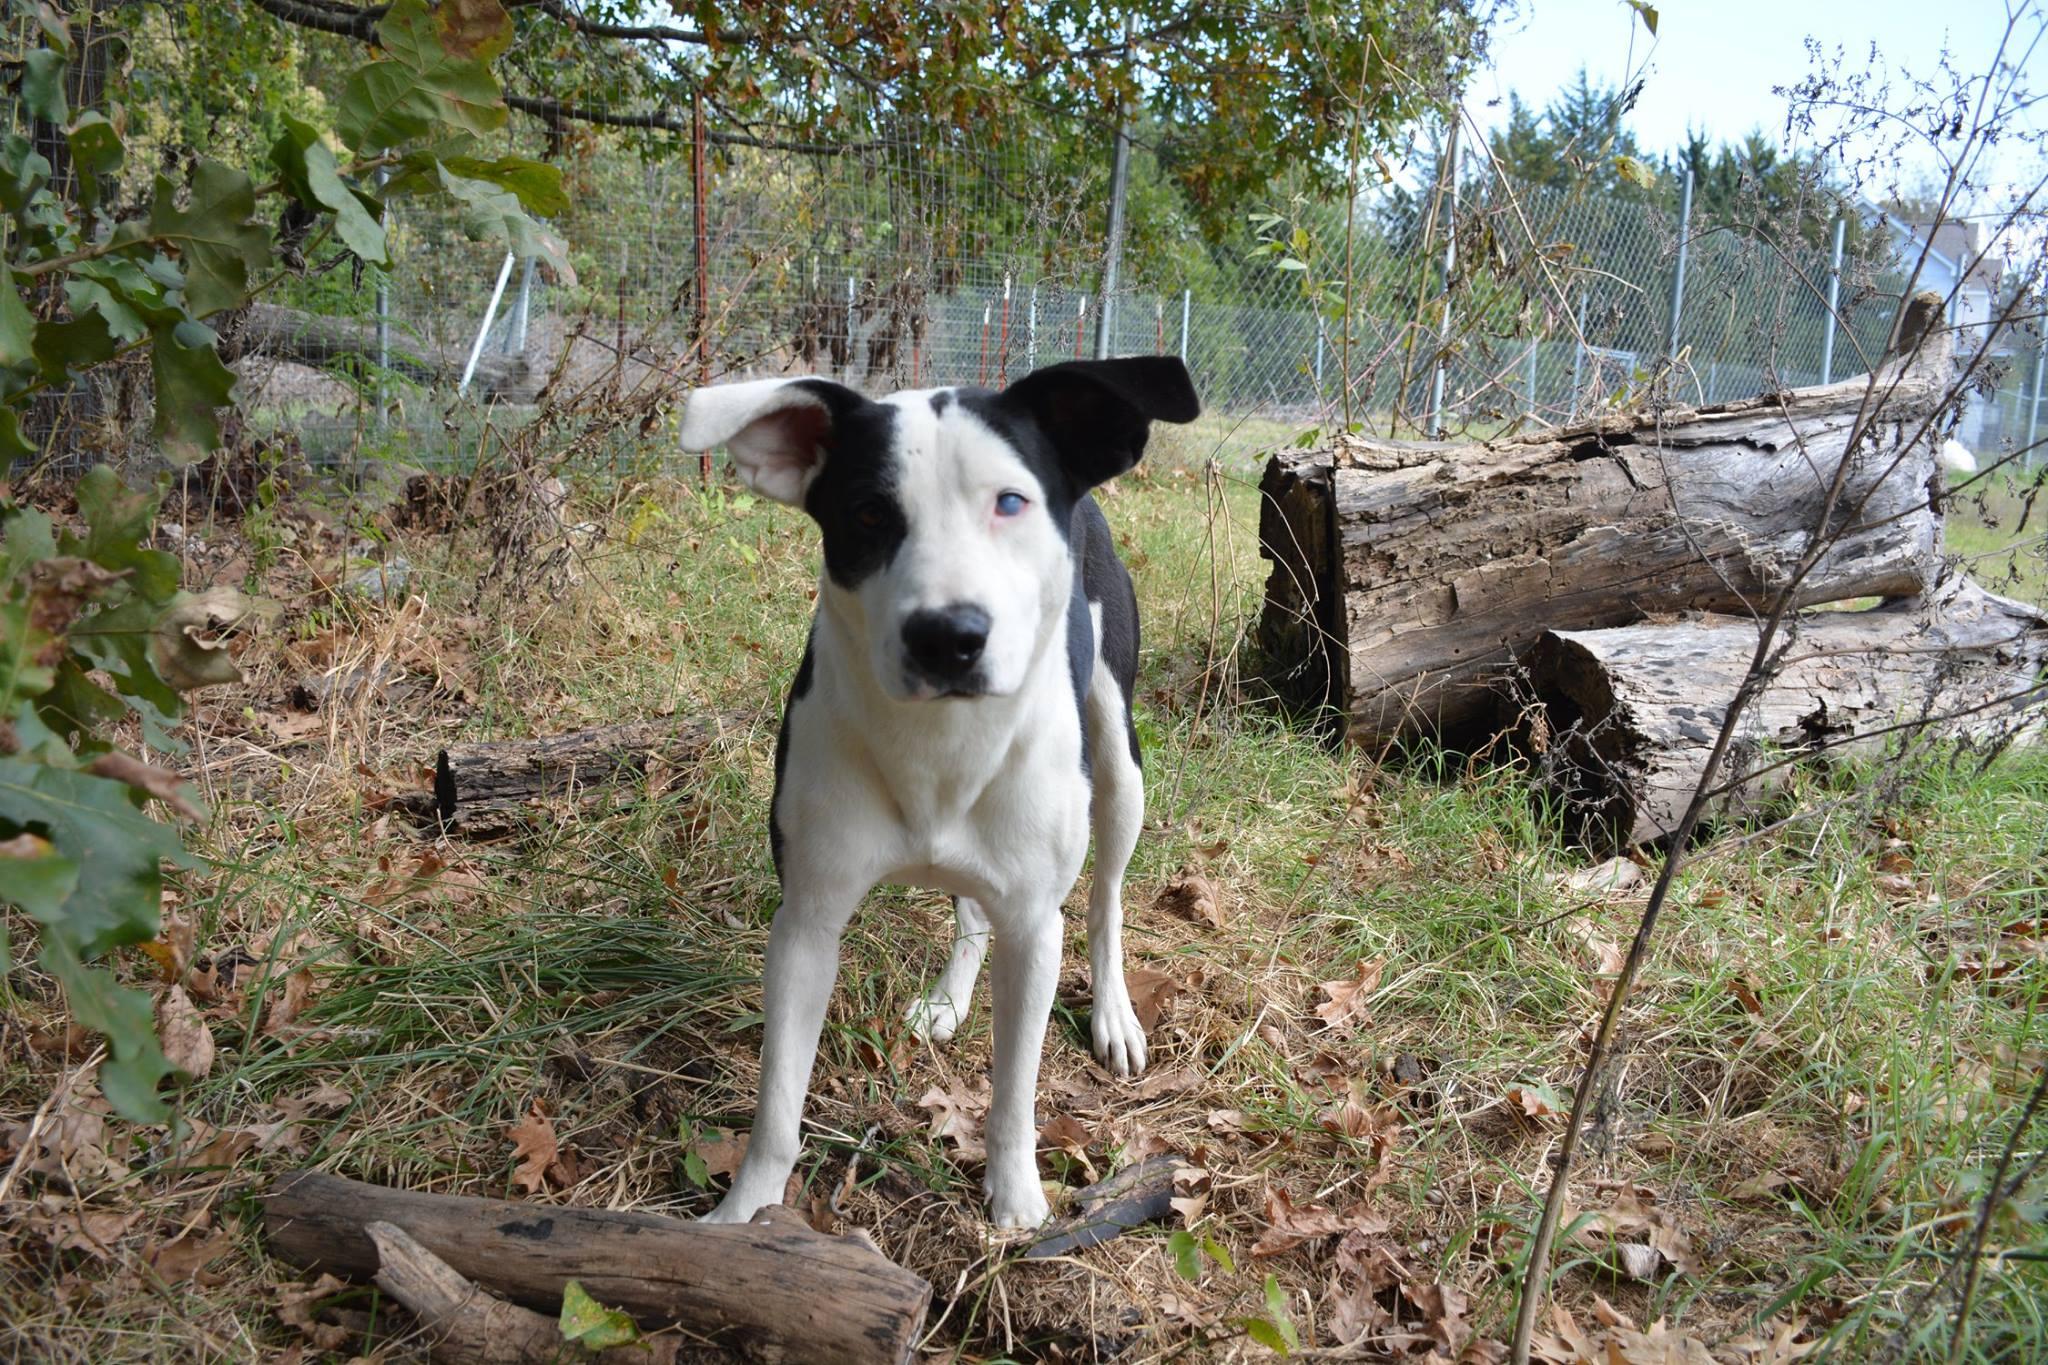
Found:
264,1172 -> 930,1365
1523,575 -> 2048,850
391,716 -> 730,837
1256,309 -> 1952,748
365,1221 -> 679,1364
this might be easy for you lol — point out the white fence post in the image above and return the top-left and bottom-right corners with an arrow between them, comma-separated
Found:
458,252 -> 516,397
1821,215 -> 1845,383
1179,288 -> 1191,362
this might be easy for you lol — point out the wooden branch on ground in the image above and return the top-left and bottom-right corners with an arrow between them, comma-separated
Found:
1523,574 -> 2048,849
264,1172 -> 930,1365
366,1221 -> 679,1364
394,716 -> 730,836
1256,297 -> 1953,747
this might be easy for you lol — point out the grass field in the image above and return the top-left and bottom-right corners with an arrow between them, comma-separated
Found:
2,428 -> 2045,1362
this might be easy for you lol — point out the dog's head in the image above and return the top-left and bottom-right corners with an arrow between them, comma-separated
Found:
679,357 -> 1199,701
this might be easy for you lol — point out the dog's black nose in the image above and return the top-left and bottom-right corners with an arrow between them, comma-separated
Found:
902,604 -> 991,683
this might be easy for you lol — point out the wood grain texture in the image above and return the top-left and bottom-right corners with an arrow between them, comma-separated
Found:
1256,328 -> 1952,747
1524,575 -> 2048,849
265,1172 -> 930,1365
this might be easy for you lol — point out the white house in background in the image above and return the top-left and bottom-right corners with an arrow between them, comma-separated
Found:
1877,215 -> 2009,445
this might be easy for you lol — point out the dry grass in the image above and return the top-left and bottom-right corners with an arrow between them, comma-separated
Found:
2,427 -> 2045,1363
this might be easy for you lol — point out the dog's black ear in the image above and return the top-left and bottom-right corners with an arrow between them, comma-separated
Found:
1000,357 -> 1201,489
678,377 -> 865,505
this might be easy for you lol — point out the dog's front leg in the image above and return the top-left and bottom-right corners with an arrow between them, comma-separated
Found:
983,901 -> 1062,1229
702,883 -> 860,1224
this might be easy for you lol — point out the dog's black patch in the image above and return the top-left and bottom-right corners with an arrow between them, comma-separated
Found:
929,389 -> 953,416
1065,568 -> 1094,777
768,628 -> 816,880
1073,496 -> 1143,768
790,380 -> 909,590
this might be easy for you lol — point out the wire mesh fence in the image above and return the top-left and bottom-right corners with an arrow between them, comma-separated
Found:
9,90 -> 2043,477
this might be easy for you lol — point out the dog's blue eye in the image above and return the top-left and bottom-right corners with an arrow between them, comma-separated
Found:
995,492 -> 1028,518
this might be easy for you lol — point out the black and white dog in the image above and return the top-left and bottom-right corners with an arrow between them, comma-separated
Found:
677,357 -> 1199,1227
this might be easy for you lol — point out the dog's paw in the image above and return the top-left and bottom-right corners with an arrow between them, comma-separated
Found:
985,1172 -> 1052,1230
906,989 -> 968,1045
698,1195 -> 757,1225
1091,995 -> 1149,1077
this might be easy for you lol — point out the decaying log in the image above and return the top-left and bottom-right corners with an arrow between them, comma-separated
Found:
1257,298 -> 1952,747
1524,575 -> 2048,849
264,1172 -> 930,1365
228,303 -> 539,403
365,1221 -> 678,1364
394,717 -> 728,836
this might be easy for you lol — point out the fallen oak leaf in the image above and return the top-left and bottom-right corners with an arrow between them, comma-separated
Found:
157,985 -> 215,1080
507,1104 -> 562,1194
917,1080 -> 988,1163
1125,967 -> 1180,1031
1250,1186 -> 1387,1257
1314,957 -> 1383,1031
1154,870 -> 1225,930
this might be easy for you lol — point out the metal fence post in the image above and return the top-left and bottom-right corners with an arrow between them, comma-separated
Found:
1427,115 -> 1460,437
1028,285 -> 1038,369
374,163 -> 389,427
2032,347 -> 2045,459
1179,288 -> 1191,361
1667,168 -> 1693,362
1525,339 -> 1538,414
506,256 -> 535,355
458,251 -> 516,396
1313,316 -> 1325,400
1821,215 -> 1845,383
1095,15 -> 1135,360
845,275 -> 856,380
1569,293 -> 1587,419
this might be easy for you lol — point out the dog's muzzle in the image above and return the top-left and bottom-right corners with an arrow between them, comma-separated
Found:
901,603 -> 990,695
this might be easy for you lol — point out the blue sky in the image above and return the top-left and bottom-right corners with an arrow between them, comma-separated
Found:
1465,0 -> 2039,200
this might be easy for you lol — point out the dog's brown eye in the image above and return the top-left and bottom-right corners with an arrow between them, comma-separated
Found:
854,503 -> 887,530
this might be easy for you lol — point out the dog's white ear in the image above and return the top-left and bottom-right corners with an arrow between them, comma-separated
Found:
1000,357 -> 1202,490
678,378 -> 850,505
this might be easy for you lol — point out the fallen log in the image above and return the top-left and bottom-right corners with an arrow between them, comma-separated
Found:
1257,295 -> 1951,747
226,303 -> 539,403
264,1172 -> 930,1365
365,1221 -> 679,1364
1523,575 -> 2048,849
394,716 -> 729,836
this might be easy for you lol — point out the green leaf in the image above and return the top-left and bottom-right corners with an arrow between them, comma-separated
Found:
435,164 -> 577,285
1262,1274 -> 1299,1351
71,465 -> 179,601
21,49 -> 69,125
32,311 -> 118,387
148,161 -> 271,318
65,113 -> 123,210
272,118 -> 387,264
43,937 -> 171,1121
1243,1319 -> 1292,1353
1169,1228 -> 1201,1280
0,759 -> 182,949
150,318 -> 235,461
558,1280 -> 642,1351
1624,1 -> 1658,36
1201,1234 -> 1235,1274
438,155 -> 568,216
338,0 -> 509,153
0,135 -> 52,216
435,0 -> 514,61
0,602 -> 58,705
0,269 -> 37,381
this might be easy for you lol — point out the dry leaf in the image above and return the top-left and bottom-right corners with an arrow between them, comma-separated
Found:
917,1081 -> 988,1163
263,969 -> 315,1035
158,986 -> 214,1080
1562,856 -> 1645,896
1038,1113 -> 1098,1181
1132,1067 -> 1201,1101
1251,1186 -> 1387,1257
1126,968 -> 1180,1031
1155,871 -> 1225,930
30,1199 -> 143,1258
688,1127 -> 750,1179
86,750 -> 204,821
1507,1083 -> 1567,1120
507,1104 -> 564,1194
1314,957 -> 1384,1031
150,1228 -> 229,1283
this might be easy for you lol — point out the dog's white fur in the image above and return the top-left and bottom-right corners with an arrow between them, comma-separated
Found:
677,377 -> 1155,1228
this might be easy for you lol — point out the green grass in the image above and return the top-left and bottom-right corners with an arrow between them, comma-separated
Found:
3,438 -> 2046,1362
